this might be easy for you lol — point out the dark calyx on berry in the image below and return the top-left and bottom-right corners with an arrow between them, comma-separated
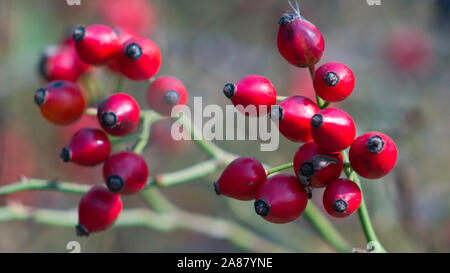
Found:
106,175 -> 124,192
213,181 -> 220,195
125,43 -> 143,60
300,162 -> 314,177
164,90 -> 180,105
333,199 -> 348,213
59,147 -> 71,162
254,199 -> 270,216
72,26 -> 85,42
278,13 -> 295,25
101,112 -> 118,127
325,72 -> 339,86
367,135 -> 385,153
310,114 -> 323,128
76,224 -> 89,237
270,106 -> 283,121
222,83 -> 235,99
34,88 -> 47,106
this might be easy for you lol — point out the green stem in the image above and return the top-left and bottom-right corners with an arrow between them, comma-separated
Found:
132,111 -> 163,154
266,162 -> 294,176
115,76 -> 126,92
341,150 -> 387,253
0,178 -> 90,195
277,96 -> 287,102
308,65 -> 328,109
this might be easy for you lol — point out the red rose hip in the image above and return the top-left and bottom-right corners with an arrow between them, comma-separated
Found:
97,93 -> 140,136
34,80 -> 85,125
293,141 -> 343,188
77,186 -> 123,236
323,178 -> 361,218
117,36 -> 162,81
223,75 -> 277,117
277,8 -> 324,67
349,132 -> 398,179
214,157 -> 266,201
272,96 -> 319,142
103,151 -> 148,195
73,24 -> 120,65
254,174 -> 308,224
60,128 -> 111,166
313,62 -> 355,102
310,108 -> 356,153
147,76 -> 188,116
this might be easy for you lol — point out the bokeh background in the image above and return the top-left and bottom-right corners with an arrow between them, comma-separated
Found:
0,0 -> 449,252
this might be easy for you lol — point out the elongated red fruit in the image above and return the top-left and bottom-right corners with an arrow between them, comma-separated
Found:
254,174 -> 308,224
97,93 -> 140,136
349,132 -> 398,179
323,178 -> 361,218
293,141 -> 343,188
77,186 -> 122,236
60,128 -> 111,166
146,76 -> 188,116
34,80 -> 85,125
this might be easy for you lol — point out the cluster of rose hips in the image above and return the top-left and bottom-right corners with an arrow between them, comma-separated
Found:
34,24 -> 188,236
214,6 -> 398,224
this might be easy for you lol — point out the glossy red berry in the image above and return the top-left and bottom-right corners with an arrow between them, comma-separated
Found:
254,174 -> 308,224
146,76 -> 188,116
313,62 -> 355,102
272,96 -> 319,142
277,10 -> 324,67
107,28 -> 135,74
349,132 -> 398,179
293,141 -> 343,188
34,80 -> 86,125
117,36 -> 162,81
214,157 -> 266,201
73,24 -> 120,65
60,128 -> 111,166
103,151 -> 149,195
310,108 -> 356,153
77,186 -> 122,236
323,178 -> 361,218
223,75 -> 277,117
97,93 -> 140,136
38,44 -> 90,82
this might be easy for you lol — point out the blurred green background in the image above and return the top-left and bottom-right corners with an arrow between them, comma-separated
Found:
0,0 -> 449,252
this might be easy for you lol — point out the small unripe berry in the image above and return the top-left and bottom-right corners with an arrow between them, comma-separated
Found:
313,62 -> 355,102
103,151 -> 149,195
146,76 -> 188,116
60,128 -> 111,166
34,80 -> 85,125
293,141 -> 343,188
97,93 -> 140,136
73,24 -> 120,65
349,132 -> 398,179
223,75 -> 277,117
254,174 -> 308,224
77,186 -> 122,236
214,157 -> 266,201
310,108 -> 356,153
323,178 -> 361,218
272,96 -> 319,142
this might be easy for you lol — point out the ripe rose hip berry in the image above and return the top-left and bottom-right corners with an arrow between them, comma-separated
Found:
223,75 -> 277,117
60,128 -> 111,166
97,93 -> 140,136
349,132 -> 398,179
117,36 -> 162,81
73,24 -> 120,65
38,44 -> 90,82
34,80 -> 86,125
323,178 -> 361,218
254,174 -> 308,224
103,151 -> 148,195
310,108 -> 356,153
77,186 -> 122,236
214,157 -> 266,201
277,10 -> 324,67
293,141 -> 343,188
272,96 -> 319,142
313,62 -> 355,102
147,76 -> 188,116
107,28 -> 135,74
